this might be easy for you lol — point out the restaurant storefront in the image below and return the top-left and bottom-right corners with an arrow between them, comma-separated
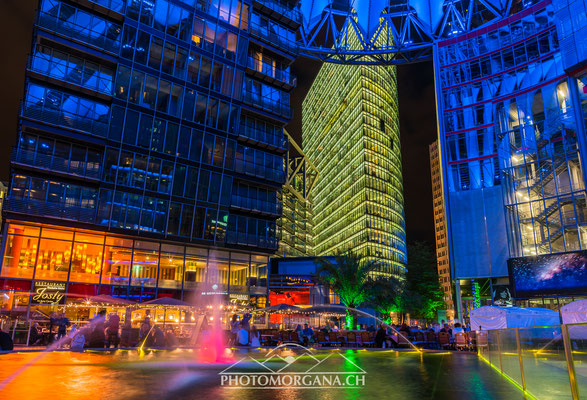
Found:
0,221 -> 270,321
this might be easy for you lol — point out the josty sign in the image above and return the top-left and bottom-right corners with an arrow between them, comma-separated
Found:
31,281 -> 66,305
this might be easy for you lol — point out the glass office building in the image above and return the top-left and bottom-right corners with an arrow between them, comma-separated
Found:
434,0 -> 587,316
302,63 -> 406,277
1,0 -> 299,306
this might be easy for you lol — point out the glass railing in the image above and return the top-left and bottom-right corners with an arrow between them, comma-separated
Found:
226,231 -> 278,249
242,91 -> 292,119
479,323 -> 586,400
11,148 -> 102,179
254,0 -> 302,25
4,197 -> 96,223
234,160 -> 285,183
238,123 -> 288,149
37,11 -> 121,54
247,56 -> 297,87
231,194 -> 282,215
29,54 -> 114,96
248,20 -> 298,55
21,103 -> 109,137
87,0 -> 125,13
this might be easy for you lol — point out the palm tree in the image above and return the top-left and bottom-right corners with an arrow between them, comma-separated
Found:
314,252 -> 381,330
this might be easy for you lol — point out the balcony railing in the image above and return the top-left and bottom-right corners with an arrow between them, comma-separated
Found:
4,197 -> 96,223
21,104 -> 109,137
247,56 -> 297,87
242,91 -> 292,119
29,54 -> 114,96
37,12 -> 121,54
238,123 -> 288,149
231,194 -> 282,215
253,0 -> 302,26
226,231 -> 278,249
248,20 -> 298,55
11,148 -> 101,180
86,0 -> 125,13
234,160 -> 285,183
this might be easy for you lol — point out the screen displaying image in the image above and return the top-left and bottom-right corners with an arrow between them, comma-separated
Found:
508,251 -> 587,297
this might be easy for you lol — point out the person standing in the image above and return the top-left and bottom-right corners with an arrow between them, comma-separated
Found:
56,313 -> 70,342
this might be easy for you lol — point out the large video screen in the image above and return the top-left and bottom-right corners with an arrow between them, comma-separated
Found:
508,251 -> 587,297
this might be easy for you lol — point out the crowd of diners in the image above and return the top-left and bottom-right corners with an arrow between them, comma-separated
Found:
236,319 -> 487,351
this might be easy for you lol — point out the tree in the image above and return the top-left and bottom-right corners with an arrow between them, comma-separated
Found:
404,241 -> 445,320
314,252 -> 381,330
367,276 -> 405,324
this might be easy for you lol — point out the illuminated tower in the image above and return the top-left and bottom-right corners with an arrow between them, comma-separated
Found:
302,64 -> 406,277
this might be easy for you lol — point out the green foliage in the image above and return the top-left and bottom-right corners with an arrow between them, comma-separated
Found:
314,252 -> 381,329
403,241 -> 446,320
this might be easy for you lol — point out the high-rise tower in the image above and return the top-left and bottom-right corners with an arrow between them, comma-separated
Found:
302,64 -> 406,277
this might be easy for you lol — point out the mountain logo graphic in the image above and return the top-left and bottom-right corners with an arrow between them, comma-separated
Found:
219,343 -> 367,389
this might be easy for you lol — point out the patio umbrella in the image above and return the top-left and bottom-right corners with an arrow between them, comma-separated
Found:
256,304 -> 302,328
87,295 -> 136,305
142,297 -> 192,307
142,298 -> 193,328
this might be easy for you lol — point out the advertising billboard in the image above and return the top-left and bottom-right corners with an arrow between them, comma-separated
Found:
508,251 -> 587,298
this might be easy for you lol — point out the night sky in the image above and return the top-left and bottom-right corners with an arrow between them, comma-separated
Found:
0,0 -> 438,244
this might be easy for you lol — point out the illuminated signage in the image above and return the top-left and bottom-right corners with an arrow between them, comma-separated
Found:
31,281 -> 66,305
229,294 -> 249,305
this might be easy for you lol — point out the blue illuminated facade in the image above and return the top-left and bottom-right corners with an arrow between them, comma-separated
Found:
1,0 -> 299,305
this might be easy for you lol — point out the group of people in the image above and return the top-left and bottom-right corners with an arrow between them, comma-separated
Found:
230,313 -> 260,346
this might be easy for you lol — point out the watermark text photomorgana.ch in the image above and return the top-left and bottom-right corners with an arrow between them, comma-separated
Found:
219,344 -> 367,389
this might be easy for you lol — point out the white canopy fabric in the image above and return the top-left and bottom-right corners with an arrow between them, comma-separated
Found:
560,299 -> 587,339
560,299 -> 587,324
469,306 -> 560,331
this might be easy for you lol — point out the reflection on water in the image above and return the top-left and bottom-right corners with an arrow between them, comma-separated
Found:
0,349 -> 525,400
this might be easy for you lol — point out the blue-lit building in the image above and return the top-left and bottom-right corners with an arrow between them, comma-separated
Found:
0,0 -> 299,308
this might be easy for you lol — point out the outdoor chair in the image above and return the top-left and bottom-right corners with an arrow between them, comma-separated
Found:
454,332 -> 467,351
328,332 -> 342,346
346,331 -> 358,347
466,331 -> 477,348
316,331 -> 329,346
425,332 -> 438,349
413,331 -> 426,347
361,331 -> 374,347
476,331 -> 488,352
438,332 -> 451,349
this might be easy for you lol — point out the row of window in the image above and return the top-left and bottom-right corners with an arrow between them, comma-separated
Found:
24,84 -> 110,137
126,0 -> 249,39
440,29 -> 558,88
438,5 -> 552,64
120,25 -> 244,92
108,105 -> 238,159
17,133 -> 102,179
39,0 -> 122,54
0,223 -> 268,287
31,45 -> 115,95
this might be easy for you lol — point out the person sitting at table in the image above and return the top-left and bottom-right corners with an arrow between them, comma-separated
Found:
151,325 -> 166,347
236,322 -> 249,346
452,323 -> 464,337
300,323 -> 314,346
165,328 -> 178,348
250,326 -> 260,347
440,323 -> 452,337
320,325 -> 330,334
105,313 -> 120,348
367,325 -> 376,333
